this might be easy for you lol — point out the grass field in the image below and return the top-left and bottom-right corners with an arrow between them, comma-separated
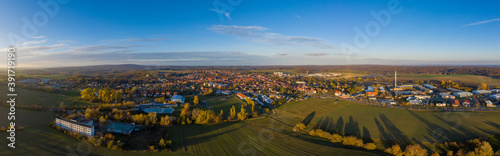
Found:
274,98 -> 500,148
399,74 -> 500,87
165,119 -> 385,156
0,85 -> 98,107
199,95 -> 245,114
0,106 -> 55,128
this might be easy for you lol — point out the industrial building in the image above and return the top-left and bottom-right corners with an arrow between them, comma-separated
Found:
453,91 -> 473,98
107,122 -> 135,135
439,93 -> 455,99
472,90 -> 492,95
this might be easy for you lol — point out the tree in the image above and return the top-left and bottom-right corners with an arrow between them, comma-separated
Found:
478,83 -> 488,90
364,143 -> 376,150
159,138 -> 166,148
149,145 -> 155,151
237,105 -> 247,120
230,105 -> 236,120
99,116 -> 106,124
193,95 -> 199,106
403,144 -> 427,156
293,123 -> 306,131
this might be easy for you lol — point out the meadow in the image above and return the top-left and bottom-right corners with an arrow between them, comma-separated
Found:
0,85 -> 98,108
2,96 -> 499,155
274,98 -> 500,149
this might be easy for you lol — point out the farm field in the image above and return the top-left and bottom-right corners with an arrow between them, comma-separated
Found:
165,119 -> 385,156
0,85 -> 98,108
0,106 -> 55,128
398,74 -> 500,86
200,95 -> 245,113
274,98 -> 500,149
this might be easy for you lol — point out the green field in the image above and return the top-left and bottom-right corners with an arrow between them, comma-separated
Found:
0,85 -> 98,107
165,119 -> 385,156
0,106 -> 55,128
274,98 -> 500,148
200,95 -> 245,114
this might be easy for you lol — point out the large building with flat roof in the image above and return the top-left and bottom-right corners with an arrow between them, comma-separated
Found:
107,122 -> 135,135
55,117 -> 94,136
453,91 -> 473,98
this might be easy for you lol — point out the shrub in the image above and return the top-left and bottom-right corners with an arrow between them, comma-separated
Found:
404,144 -> 427,156
364,143 -> 376,150
330,134 -> 342,143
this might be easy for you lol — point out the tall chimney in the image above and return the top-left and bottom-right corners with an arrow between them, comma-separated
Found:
395,71 -> 397,87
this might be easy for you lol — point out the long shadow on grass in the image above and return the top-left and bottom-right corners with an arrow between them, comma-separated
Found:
407,110 -> 478,143
313,116 -> 374,142
285,131 -> 390,155
374,114 -> 412,148
431,113 -> 481,141
182,121 -> 243,148
301,111 -> 316,126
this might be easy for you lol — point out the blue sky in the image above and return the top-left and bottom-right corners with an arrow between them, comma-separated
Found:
1,0 -> 499,67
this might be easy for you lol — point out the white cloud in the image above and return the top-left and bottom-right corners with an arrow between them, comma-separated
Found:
306,52 -> 328,56
208,25 -> 336,49
19,39 -> 48,46
461,18 -> 500,27
32,36 -> 46,39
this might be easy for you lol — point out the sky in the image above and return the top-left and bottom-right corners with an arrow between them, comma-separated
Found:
0,0 -> 499,67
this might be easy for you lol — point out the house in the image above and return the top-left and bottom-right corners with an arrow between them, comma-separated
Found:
237,92 -> 247,99
472,90 -> 492,95
55,117 -> 94,136
407,97 -> 421,105
436,101 -> 446,107
490,94 -> 500,100
366,91 -> 377,97
107,122 -> 135,135
452,100 -> 460,107
485,100 -> 495,107
334,90 -> 342,96
366,86 -> 374,92
462,100 -> 470,107
170,95 -> 185,104
453,92 -> 473,98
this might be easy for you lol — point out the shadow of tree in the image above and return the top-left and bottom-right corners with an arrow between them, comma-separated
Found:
362,126 -> 373,143
313,115 -> 374,143
345,116 -> 360,136
301,111 -> 316,126
335,116 -> 344,135
374,113 -> 412,148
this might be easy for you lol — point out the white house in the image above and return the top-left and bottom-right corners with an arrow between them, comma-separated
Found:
56,117 -> 94,136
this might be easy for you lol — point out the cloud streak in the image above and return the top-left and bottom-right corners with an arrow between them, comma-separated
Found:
461,18 -> 500,27
306,52 -> 328,56
208,25 -> 336,49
